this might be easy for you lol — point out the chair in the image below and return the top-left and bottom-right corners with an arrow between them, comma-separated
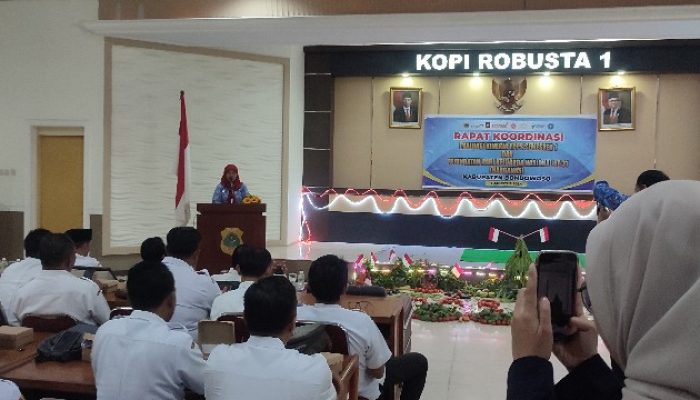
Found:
21,315 -> 77,333
73,265 -> 118,280
217,313 -> 249,343
323,323 -> 349,355
109,307 -> 133,320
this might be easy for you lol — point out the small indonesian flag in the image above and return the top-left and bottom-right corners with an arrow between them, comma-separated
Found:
488,227 -> 500,243
388,249 -> 397,262
403,253 -> 414,266
539,227 -> 550,243
451,263 -> 464,279
370,252 -> 378,266
354,254 -> 364,266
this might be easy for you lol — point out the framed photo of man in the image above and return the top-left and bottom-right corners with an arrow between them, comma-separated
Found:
390,87 -> 422,129
598,87 -> 635,131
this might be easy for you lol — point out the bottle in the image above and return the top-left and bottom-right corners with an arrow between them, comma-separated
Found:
297,271 -> 305,285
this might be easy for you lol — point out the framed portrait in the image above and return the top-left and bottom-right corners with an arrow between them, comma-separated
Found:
598,87 -> 635,131
390,87 -> 422,129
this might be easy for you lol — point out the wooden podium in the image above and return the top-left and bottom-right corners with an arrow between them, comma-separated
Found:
196,203 -> 266,274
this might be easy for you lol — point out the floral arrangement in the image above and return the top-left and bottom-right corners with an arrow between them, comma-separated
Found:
242,194 -> 261,204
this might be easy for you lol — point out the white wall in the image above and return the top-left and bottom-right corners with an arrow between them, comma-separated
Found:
0,0 -> 103,233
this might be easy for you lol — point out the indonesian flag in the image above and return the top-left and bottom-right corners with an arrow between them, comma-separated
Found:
403,253 -> 414,267
451,263 -> 464,279
488,227 -> 500,243
354,254 -> 364,266
370,252 -> 378,267
388,249 -> 397,263
175,91 -> 191,226
539,227 -> 550,243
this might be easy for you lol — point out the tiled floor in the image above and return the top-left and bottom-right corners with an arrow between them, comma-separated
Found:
410,319 -> 611,400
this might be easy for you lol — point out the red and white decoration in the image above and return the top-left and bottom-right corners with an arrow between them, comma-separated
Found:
175,90 -> 191,226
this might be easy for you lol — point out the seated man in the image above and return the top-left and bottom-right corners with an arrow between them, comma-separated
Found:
210,245 -> 273,320
0,228 -> 51,325
634,169 -> 669,192
65,228 -> 100,268
9,233 -> 110,326
162,227 -> 220,339
93,260 -> 206,399
205,276 -> 336,400
298,255 -> 428,400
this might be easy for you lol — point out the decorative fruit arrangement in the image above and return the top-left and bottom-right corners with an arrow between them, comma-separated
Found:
469,298 -> 513,325
242,194 -> 261,204
412,302 -> 462,322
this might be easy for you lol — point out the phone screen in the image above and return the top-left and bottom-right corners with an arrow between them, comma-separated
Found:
536,251 -> 578,339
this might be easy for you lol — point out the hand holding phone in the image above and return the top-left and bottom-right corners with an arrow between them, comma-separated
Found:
536,251 -> 578,341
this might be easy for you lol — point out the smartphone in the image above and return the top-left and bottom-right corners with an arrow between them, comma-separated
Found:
536,251 -> 578,341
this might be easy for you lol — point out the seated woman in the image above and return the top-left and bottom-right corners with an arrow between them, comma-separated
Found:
508,180 -> 700,400
212,164 -> 249,204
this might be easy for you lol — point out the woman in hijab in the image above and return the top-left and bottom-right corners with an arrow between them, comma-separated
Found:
212,164 -> 249,204
507,180 -> 700,399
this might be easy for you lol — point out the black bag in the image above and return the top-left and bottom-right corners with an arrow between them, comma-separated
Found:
36,330 -> 85,363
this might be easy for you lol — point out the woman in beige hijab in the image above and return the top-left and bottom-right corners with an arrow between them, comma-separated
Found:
508,180 -> 700,399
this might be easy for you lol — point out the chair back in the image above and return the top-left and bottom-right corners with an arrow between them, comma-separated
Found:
21,315 -> 77,333
217,313 -> 249,343
109,307 -> 134,320
323,323 -> 349,355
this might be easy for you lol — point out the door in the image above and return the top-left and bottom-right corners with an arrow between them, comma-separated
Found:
38,129 -> 84,232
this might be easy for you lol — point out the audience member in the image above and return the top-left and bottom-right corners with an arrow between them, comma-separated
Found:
9,233 -> 110,326
634,169 -> 669,192
140,236 -> 166,262
0,228 -> 50,325
298,255 -> 428,400
0,379 -> 21,400
162,227 -> 220,339
93,260 -> 205,399
65,228 -> 100,268
210,245 -> 272,320
205,276 -> 336,400
507,180 -> 700,399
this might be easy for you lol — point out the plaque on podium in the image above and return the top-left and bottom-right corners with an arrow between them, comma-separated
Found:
196,203 -> 266,274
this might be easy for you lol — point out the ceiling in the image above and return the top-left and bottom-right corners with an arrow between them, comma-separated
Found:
83,5 -> 700,57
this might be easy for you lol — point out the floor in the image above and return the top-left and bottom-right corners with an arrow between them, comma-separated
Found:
270,241 -> 610,400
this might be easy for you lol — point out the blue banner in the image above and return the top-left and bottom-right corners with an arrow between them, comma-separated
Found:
423,115 -> 596,191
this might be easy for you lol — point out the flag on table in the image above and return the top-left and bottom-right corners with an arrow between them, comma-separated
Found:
451,263 -> 463,279
539,227 -> 550,243
175,90 -> 191,226
403,253 -> 414,267
488,227 -> 500,243
388,249 -> 397,262
370,252 -> 378,267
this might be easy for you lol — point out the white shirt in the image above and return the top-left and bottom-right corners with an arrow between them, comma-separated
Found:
93,310 -> 206,400
162,257 -> 220,339
209,280 -> 253,320
0,379 -> 21,400
205,335 -> 336,400
9,269 -> 110,326
74,253 -> 100,268
297,303 -> 392,400
0,257 -> 42,325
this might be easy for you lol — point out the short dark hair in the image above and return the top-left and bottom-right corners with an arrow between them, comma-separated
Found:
308,255 -> 348,303
402,92 -> 413,100
39,233 -> 75,269
140,237 -> 166,262
127,261 -> 175,311
24,228 -> 51,258
636,169 -> 669,189
166,227 -> 201,259
231,244 -> 248,269
238,246 -> 272,278
244,276 -> 297,337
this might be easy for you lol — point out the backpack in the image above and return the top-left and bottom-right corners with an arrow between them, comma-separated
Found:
36,330 -> 85,363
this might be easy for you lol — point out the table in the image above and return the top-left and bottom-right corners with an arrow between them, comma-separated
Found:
104,289 -> 129,309
0,332 -> 52,374
2,343 -> 358,400
298,293 -> 412,356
